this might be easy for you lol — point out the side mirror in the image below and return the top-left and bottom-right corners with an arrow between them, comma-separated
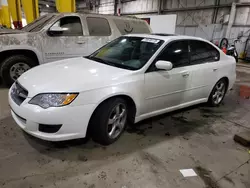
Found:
48,26 -> 68,36
155,60 -> 173,71
49,26 -> 68,32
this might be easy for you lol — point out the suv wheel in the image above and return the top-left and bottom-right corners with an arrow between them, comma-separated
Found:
1,55 -> 37,87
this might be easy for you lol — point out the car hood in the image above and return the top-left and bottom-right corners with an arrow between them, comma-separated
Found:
18,57 -> 133,97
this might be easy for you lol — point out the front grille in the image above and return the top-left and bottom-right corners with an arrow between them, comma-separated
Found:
11,82 -> 28,105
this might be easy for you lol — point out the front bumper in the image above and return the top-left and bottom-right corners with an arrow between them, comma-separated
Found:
9,92 -> 96,141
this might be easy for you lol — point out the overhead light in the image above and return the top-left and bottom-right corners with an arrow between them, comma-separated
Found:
46,4 -> 49,8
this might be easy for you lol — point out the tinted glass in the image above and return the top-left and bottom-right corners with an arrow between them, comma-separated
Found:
157,41 -> 189,68
113,19 -> 151,35
190,40 -> 219,64
87,17 -> 111,36
50,16 -> 83,36
87,37 -> 164,70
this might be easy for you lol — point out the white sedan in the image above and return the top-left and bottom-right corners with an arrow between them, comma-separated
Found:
9,34 -> 236,145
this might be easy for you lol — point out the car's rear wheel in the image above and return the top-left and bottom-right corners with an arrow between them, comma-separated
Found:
1,55 -> 36,87
208,78 -> 227,106
89,98 -> 128,145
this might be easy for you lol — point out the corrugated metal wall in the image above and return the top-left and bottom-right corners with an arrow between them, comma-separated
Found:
97,0 -> 250,56
98,0 -> 115,14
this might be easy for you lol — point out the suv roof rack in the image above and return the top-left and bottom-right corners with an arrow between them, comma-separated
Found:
151,33 -> 176,36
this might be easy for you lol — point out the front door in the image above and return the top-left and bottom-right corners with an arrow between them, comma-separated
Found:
42,16 -> 87,63
143,40 -> 192,114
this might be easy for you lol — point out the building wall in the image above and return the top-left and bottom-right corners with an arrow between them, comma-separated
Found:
98,0 -> 115,14
97,0 -> 250,57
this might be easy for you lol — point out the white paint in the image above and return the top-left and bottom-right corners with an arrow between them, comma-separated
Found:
9,34 -> 236,142
180,169 -> 198,177
136,14 -> 177,34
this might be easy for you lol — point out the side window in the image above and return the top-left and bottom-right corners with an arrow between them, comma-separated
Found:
190,40 -> 220,65
157,41 -> 189,68
87,17 -> 111,36
49,16 -> 83,36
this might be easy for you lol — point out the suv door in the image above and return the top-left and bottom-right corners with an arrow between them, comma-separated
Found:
188,40 -> 220,100
84,16 -> 114,55
43,16 -> 86,63
143,40 -> 192,114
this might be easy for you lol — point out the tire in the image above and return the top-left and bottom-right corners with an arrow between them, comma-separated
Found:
1,55 -> 37,87
89,98 -> 128,145
208,78 -> 227,107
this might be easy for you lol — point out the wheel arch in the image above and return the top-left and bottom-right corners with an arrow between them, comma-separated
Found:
93,94 -> 137,123
0,49 -> 41,66
86,93 -> 137,137
220,76 -> 229,91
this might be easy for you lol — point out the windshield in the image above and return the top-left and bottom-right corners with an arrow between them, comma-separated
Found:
87,36 -> 164,70
22,15 -> 55,32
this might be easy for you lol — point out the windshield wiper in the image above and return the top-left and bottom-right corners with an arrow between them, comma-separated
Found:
86,56 -> 136,70
87,56 -> 117,66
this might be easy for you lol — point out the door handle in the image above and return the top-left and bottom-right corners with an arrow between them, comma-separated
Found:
181,72 -> 190,77
76,39 -> 86,44
213,68 -> 218,72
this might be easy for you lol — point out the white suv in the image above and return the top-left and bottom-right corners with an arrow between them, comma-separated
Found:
0,13 -> 151,86
9,34 -> 236,145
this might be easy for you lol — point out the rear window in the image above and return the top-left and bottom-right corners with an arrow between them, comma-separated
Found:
113,19 -> 151,35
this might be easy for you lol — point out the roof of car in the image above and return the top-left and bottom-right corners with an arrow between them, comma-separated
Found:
125,33 -> 205,42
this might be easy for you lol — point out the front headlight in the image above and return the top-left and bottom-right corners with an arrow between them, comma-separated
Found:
29,93 -> 78,109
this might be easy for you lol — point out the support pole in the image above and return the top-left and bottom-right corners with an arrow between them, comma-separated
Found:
21,0 -> 39,24
0,2 -> 3,26
56,0 -> 76,13
8,0 -> 22,28
158,0 -> 162,15
226,2 -> 236,38
0,0 -> 11,28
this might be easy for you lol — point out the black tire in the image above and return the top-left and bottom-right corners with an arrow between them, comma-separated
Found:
208,78 -> 227,107
0,55 -> 37,87
89,98 -> 128,145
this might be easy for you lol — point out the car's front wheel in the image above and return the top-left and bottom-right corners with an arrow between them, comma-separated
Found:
89,98 -> 128,145
208,78 -> 227,106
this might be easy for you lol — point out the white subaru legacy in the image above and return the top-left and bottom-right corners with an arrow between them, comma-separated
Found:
9,34 -> 236,145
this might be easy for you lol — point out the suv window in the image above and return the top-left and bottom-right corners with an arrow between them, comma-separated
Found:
113,19 -> 151,35
156,40 -> 189,68
49,16 -> 83,36
190,40 -> 219,64
87,17 -> 111,36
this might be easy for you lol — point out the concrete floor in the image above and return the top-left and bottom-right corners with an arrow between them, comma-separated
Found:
0,66 -> 250,188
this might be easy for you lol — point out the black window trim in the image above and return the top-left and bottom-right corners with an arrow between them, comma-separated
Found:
145,39 -> 191,73
86,16 -> 112,36
47,15 -> 84,37
189,39 -> 220,65
146,39 -> 221,73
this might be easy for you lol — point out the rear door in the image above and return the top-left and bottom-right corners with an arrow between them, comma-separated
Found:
188,40 -> 220,100
84,16 -> 115,55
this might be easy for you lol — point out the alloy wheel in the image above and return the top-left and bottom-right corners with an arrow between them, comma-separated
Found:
212,81 -> 226,105
10,62 -> 30,80
107,103 -> 127,139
